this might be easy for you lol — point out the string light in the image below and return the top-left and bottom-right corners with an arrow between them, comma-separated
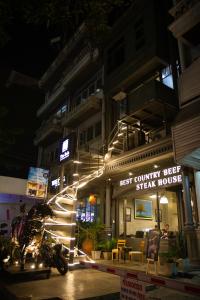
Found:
45,161 -> 105,266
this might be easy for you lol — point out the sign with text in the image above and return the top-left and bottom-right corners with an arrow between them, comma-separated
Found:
51,176 -> 66,187
26,167 -> 49,198
120,277 -> 158,300
119,166 -> 182,191
59,133 -> 76,163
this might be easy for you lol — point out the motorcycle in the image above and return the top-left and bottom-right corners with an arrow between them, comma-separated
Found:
39,242 -> 69,275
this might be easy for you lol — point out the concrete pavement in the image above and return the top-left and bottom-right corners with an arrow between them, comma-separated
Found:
1,268 -> 121,300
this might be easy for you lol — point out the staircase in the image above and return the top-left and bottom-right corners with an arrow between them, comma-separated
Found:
44,152 -> 104,266
107,120 -> 146,157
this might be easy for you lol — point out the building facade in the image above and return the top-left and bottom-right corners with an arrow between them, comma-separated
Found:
169,0 -> 200,264
35,0 -> 200,264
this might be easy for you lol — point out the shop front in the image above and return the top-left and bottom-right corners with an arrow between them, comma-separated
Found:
112,164 -> 183,239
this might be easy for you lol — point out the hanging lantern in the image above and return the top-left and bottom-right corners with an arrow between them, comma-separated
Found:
89,194 -> 96,206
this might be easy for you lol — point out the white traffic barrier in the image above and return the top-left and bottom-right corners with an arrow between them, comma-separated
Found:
80,261 -> 200,297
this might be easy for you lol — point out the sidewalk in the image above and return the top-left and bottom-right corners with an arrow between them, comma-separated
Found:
0,268 -> 121,300
1,261 -> 200,299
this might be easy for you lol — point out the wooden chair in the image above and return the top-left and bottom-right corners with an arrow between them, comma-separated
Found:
129,240 -> 145,263
112,239 -> 126,260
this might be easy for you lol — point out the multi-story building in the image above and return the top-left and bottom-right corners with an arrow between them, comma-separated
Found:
35,0 -> 200,264
169,0 -> 200,264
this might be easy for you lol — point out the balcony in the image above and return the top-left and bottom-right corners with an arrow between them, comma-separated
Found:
128,79 -> 177,116
62,95 -> 101,127
105,137 -> 173,175
179,57 -> 200,106
34,117 -> 62,146
37,47 -> 99,117
169,0 -> 200,43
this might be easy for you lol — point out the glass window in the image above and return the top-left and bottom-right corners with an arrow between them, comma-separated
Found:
76,197 -> 97,222
161,66 -> 174,89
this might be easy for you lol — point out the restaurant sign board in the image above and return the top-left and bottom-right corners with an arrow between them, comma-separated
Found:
119,166 -> 182,191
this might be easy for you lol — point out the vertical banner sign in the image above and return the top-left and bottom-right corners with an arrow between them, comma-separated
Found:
146,229 -> 160,261
26,167 -> 49,198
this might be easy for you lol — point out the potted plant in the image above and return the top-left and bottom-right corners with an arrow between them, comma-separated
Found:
78,222 -> 104,260
101,238 -> 117,260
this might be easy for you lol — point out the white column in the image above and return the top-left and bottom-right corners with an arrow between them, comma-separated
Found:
182,169 -> 194,228
194,171 -> 200,228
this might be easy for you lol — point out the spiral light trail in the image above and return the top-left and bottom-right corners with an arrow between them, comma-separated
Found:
44,166 -> 105,264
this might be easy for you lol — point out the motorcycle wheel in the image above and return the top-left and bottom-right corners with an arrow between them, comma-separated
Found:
55,256 -> 68,275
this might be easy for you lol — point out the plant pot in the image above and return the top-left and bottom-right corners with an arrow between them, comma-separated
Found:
161,262 -> 177,276
91,250 -> 101,260
103,251 -> 112,260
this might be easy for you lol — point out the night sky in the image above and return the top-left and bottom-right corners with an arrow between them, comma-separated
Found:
0,20 -> 56,178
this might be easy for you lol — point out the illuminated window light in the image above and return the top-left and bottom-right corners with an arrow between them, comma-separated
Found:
73,173 -> 79,176
39,263 -> 43,268
108,147 -> 114,151
73,160 -> 82,164
121,126 -> 127,131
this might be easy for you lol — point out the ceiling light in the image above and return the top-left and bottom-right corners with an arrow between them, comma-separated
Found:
160,196 -> 168,204
128,172 -> 133,176
73,173 -> 79,176
154,164 -> 159,169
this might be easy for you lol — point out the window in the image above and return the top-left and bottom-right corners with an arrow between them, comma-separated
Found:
76,197 -> 97,222
56,104 -> 67,117
159,65 -> 174,89
95,121 -> 102,137
87,126 -> 93,141
107,38 -> 125,74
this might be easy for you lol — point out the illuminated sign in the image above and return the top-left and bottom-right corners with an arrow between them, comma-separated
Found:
51,176 -> 66,187
120,166 -> 182,191
27,167 -> 49,198
59,133 -> 76,163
